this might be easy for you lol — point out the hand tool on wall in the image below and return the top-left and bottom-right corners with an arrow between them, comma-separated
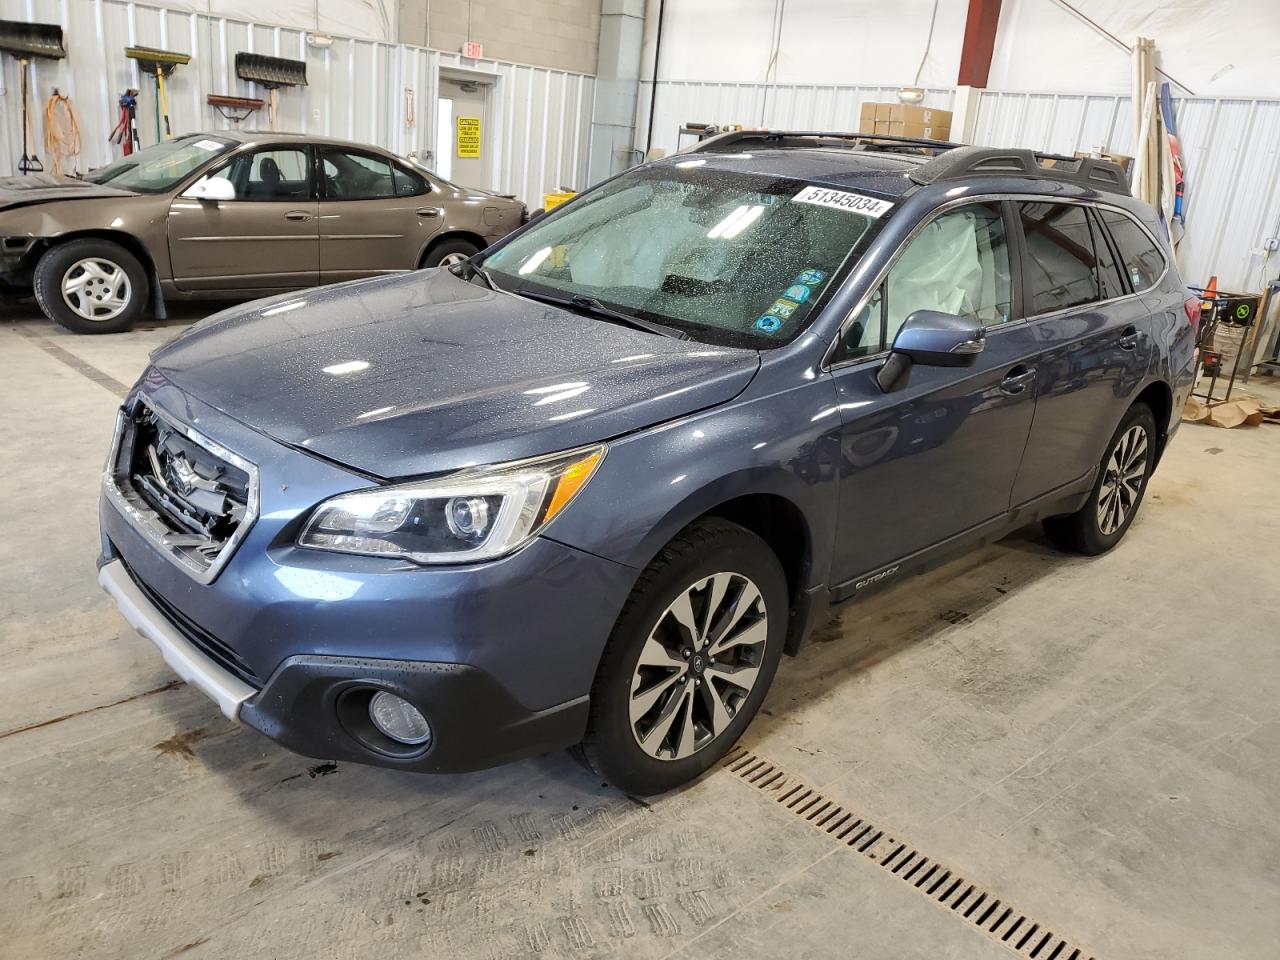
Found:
234,53 -> 307,131
109,90 -> 141,155
0,19 -> 67,174
43,89 -> 82,175
124,46 -> 191,142
207,93 -> 264,127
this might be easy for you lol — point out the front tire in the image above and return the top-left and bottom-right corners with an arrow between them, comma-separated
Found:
33,238 -> 148,334
579,519 -> 787,796
1043,402 -> 1157,555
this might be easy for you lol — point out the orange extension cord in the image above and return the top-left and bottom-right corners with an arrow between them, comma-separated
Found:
43,90 -> 82,176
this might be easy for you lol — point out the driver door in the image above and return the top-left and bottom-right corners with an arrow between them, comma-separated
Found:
167,145 -> 319,292
827,201 -> 1040,594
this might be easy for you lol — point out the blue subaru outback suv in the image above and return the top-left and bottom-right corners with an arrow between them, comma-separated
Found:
99,132 -> 1197,795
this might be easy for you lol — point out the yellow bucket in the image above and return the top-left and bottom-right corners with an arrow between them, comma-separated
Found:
543,191 -> 576,211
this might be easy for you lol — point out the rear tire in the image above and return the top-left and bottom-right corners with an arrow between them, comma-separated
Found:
1043,402 -> 1157,555
33,238 -> 148,334
420,237 -> 481,269
579,519 -> 787,796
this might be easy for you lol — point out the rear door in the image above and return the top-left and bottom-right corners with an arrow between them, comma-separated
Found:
317,147 -> 441,282
167,145 -> 318,291
1010,201 -> 1153,504
827,200 -> 1039,591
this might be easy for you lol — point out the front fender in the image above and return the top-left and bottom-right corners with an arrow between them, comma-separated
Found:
542,372 -> 844,590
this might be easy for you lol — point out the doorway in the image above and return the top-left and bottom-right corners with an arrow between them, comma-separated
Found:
437,77 -> 493,190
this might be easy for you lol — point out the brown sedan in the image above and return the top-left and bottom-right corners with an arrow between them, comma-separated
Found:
0,131 -> 526,333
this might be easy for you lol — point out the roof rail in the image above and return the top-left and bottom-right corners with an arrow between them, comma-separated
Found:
910,146 -> 1130,195
682,129 -> 962,156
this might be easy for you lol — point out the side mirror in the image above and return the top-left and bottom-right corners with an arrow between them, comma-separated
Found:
876,310 -> 985,393
181,176 -> 236,201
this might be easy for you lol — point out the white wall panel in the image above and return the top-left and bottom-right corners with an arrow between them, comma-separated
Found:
0,0 -> 595,204
973,90 -> 1280,291
635,80 -> 955,159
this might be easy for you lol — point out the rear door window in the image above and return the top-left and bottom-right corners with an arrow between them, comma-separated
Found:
1097,209 -> 1166,291
321,149 -> 398,200
1019,202 -> 1100,314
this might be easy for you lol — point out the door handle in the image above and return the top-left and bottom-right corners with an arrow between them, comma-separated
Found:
1118,326 -> 1139,350
285,210 -> 312,222
1000,366 -> 1036,395
416,206 -> 442,218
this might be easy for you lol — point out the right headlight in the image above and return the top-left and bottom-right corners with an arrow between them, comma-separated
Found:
297,444 -> 605,564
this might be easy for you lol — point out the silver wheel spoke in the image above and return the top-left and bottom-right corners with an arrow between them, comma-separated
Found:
630,669 -> 686,723
706,660 -> 760,693
667,591 -> 700,647
637,636 -> 684,670
639,684 -> 687,755
708,616 -> 766,659
708,580 -> 761,648
700,573 -> 731,646
675,685 -> 697,758
703,678 -> 733,737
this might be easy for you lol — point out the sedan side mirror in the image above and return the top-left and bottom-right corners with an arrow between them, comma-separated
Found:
876,310 -> 985,393
181,176 -> 236,201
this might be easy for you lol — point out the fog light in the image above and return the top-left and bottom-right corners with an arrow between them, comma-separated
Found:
368,692 -> 432,745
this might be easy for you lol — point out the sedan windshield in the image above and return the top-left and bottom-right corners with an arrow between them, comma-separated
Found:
481,164 -> 887,347
85,136 -> 234,193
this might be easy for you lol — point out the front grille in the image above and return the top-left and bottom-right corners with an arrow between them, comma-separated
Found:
123,562 -> 263,689
104,398 -> 259,584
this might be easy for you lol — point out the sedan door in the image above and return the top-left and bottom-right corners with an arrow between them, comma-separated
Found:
317,147 -> 442,282
827,200 -> 1039,595
167,145 -> 318,292
1009,202 -> 1152,504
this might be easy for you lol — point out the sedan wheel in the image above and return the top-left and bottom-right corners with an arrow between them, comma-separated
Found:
1097,424 -> 1149,535
438,251 -> 471,267
61,257 -> 133,323
629,572 -> 769,762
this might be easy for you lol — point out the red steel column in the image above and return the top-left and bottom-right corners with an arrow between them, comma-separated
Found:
957,0 -> 1003,88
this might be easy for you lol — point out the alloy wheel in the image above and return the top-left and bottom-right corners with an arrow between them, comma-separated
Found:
61,258 -> 132,322
1097,424 -> 1149,535
439,252 -> 471,267
629,572 -> 768,762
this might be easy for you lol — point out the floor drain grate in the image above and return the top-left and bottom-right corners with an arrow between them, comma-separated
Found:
722,747 -> 1097,960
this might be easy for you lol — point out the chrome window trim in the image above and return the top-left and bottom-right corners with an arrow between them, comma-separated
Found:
101,397 -> 261,586
823,192 -> 1170,373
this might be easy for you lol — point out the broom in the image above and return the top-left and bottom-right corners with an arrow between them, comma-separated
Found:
125,46 -> 191,142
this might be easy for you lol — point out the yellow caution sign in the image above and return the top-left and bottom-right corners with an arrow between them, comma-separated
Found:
456,116 -> 481,158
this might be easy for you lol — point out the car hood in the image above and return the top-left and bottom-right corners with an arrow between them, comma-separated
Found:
0,173 -> 138,212
149,270 -> 760,478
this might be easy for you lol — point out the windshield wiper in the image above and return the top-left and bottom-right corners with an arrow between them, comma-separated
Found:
449,258 -> 500,291
516,288 -> 689,340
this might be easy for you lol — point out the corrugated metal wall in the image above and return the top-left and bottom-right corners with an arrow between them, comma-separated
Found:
635,80 -> 955,159
0,0 -> 595,203
973,90 -> 1280,291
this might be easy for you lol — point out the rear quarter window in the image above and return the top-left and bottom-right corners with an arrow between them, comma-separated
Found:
1098,209 -> 1166,291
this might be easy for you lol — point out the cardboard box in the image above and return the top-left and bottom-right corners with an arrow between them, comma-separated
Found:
888,119 -> 952,140
859,102 -> 877,134
859,101 -> 951,139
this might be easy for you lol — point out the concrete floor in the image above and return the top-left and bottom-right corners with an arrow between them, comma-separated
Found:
2,305 -> 1279,960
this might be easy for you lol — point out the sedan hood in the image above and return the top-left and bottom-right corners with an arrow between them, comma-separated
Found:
0,173 -> 137,212
149,270 -> 760,478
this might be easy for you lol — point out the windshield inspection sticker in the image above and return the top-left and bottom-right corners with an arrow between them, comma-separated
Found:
795,269 -> 827,285
783,284 -> 812,303
792,186 -> 894,218
755,315 -> 784,333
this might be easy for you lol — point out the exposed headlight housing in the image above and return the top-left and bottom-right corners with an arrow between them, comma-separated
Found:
297,444 -> 605,564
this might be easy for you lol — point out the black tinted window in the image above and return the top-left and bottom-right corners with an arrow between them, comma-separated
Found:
1087,208 -> 1128,299
1098,209 -> 1165,290
322,150 -> 397,200
1020,202 -> 1100,314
